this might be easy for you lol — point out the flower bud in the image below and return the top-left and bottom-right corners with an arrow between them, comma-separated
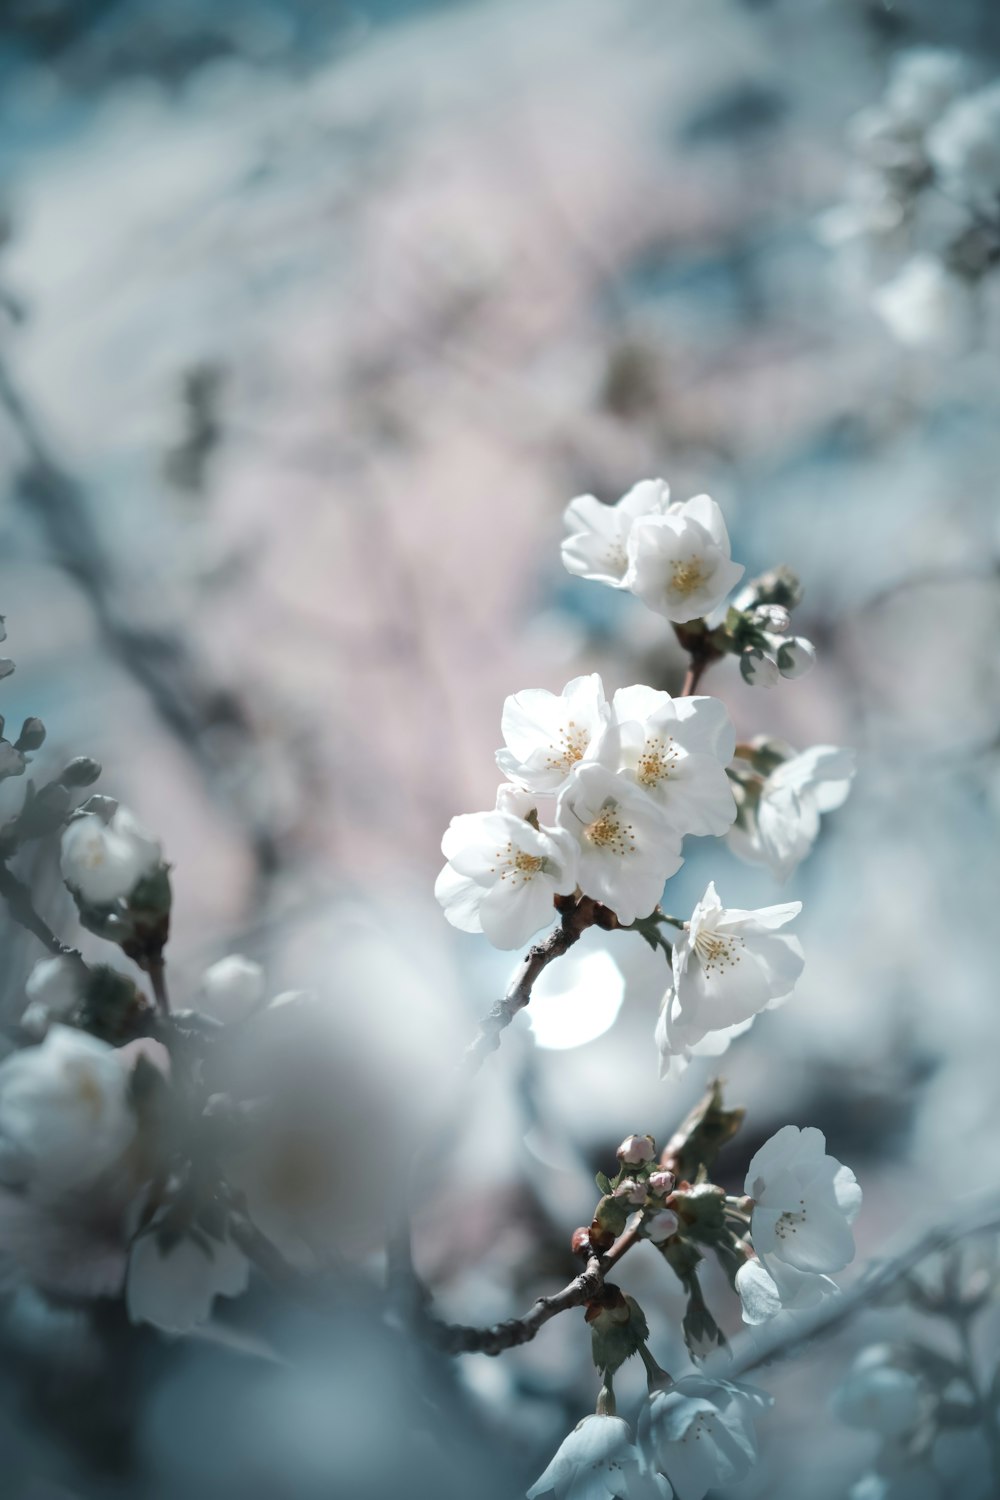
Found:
60,806 -> 162,907
617,1133 -> 655,1166
59,756 -> 103,788
571,1226 -> 592,1257
494,782 -> 537,821
740,647 -> 779,688
776,637 -> 817,679
614,1178 -> 646,1206
20,955 -> 85,1037
644,1209 -> 680,1244
648,1170 -> 676,1198
198,955 -> 265,1024
750,604 -> 790,634
14,718 -> 46,753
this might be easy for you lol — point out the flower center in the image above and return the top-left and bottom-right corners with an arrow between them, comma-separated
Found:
584,802 -> 636,856
605,542 -> 628,576
693,929 -> 743,974
775,1199 -> 808,1240
636,734 -> 678,789
545,719 -> 589,774
669,558 -> 708,598
491,841 -> 546,885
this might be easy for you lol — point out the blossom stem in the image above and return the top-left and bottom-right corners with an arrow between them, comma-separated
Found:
147,957 -> 171,1016
595,1380 -> 617,1417
637,1341 -> 671,1388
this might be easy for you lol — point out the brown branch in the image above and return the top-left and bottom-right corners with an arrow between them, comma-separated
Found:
462,895 -> 614,1075
419,1220 -> 644,1356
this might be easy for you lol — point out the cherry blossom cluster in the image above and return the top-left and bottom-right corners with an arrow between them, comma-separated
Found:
431,475 -> 864,1496
0,621 -> 342,1334
833,1235 -> 1000,1500
822,47 -> 1000,350
528,1091 -> 861,1500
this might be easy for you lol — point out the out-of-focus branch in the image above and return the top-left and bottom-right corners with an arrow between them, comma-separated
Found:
0,355 -> 283,882
725,1197 -> 1000,1379
0,862 -> 73,957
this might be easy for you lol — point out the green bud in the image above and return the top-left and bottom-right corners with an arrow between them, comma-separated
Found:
588,1290 -> 649,1377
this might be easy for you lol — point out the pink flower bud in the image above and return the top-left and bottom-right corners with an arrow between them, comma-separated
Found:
617,1134 -> 655,1165
648,1171 -> 676,1198
645,1209 -> 680,1244
614,1178 -> 646,1205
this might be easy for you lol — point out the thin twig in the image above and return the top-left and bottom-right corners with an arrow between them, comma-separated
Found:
462,896 -> 610,1076
419,1221 -> 643,1356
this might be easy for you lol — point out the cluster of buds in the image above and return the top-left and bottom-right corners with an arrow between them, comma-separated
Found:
674,563 -> 816,691
60,796 -> 173,981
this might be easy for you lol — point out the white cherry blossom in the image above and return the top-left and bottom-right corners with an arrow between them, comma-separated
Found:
745,1126 -> 862,1275
833,1347 -> 926,1437
496,673 -> 613,795
609,687 -> 735,839
561,478 -> 671,588
528,1414 -> 652,1500
435,811 -> 578,949
21,956 -> 85,1038
556,764 -> 680,926
736,1254 -> 838,1326
0,1026 -> 137,1200
625,495 -> 744,624
927,82 -> 1000,211
639,1376 -> 771,1500
883,48 -> 967,132
656,1010 -> 755,1082
60,805 -> 162,906
198,955 -> 266,1024
873,256 -> 977,351
126,1221 -> 250,1333
659,883 -> 803,1057
728,744 -> 856,881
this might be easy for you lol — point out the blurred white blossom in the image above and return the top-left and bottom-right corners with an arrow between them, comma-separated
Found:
638,1377 -> 771,1500
198,955 -> 266,1024
0,1026 -> 137,1199
127,1222 -> 250,1334
561,479 -> 671,588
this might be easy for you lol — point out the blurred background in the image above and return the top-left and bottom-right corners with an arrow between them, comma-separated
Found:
0,0 -> 999,1495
